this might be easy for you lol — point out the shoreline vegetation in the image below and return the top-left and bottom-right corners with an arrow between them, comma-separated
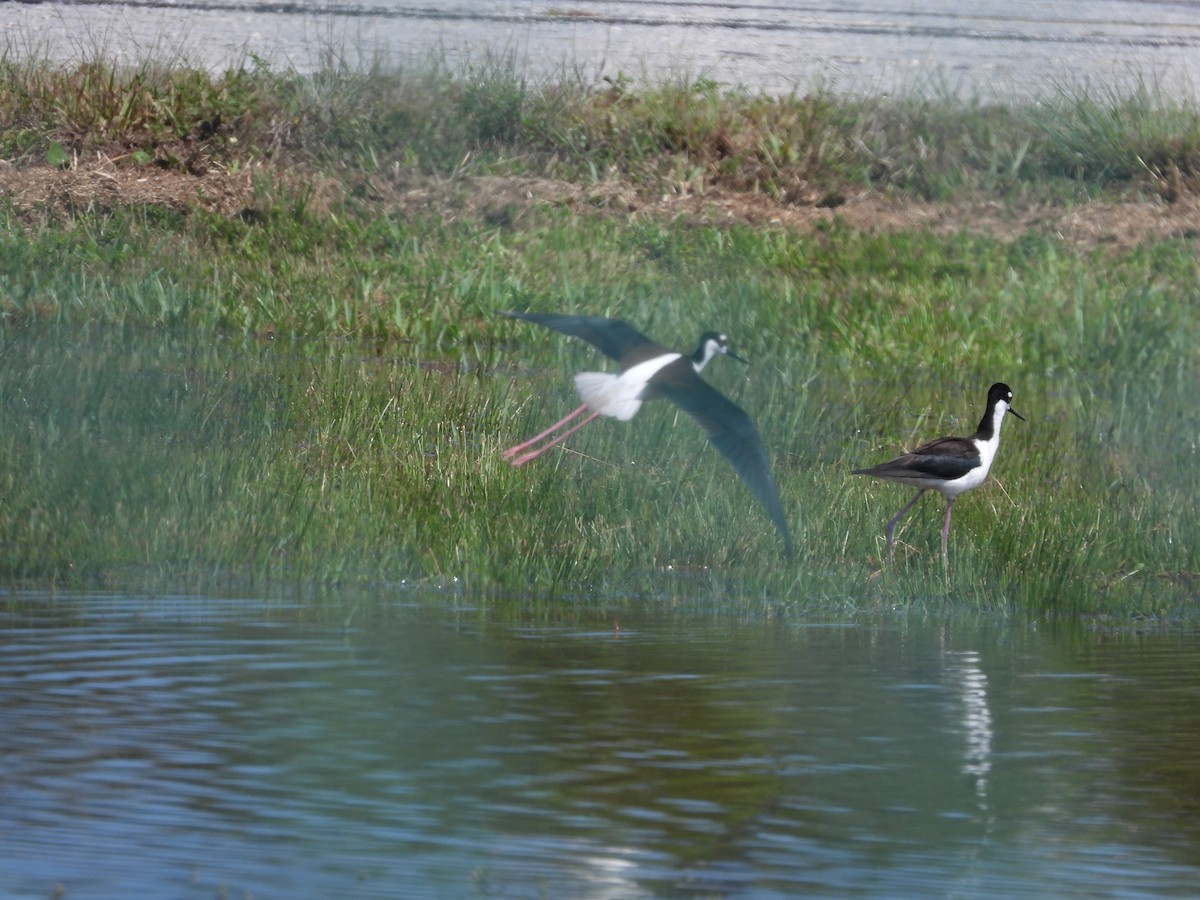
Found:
1,44 -> 1198,618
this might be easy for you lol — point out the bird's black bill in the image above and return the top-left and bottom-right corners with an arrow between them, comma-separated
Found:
728,350 -> 749,365
1009,408 -> 1026,421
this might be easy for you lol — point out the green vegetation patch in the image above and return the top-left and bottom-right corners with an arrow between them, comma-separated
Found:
1,213 -> 1196,616
1,50 -> 1198,617
3,46 -> 1200,200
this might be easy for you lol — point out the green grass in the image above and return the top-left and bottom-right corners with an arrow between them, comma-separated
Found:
1,48 -> 1198,617
1,219 -> 1196,616
3,43 -> 1199,200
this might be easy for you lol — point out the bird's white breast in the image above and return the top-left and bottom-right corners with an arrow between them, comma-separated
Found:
938,401 -> 1010,497
574,353 -> 682,421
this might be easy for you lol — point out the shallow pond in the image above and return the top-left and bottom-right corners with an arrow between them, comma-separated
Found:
3,592 -> 1199,898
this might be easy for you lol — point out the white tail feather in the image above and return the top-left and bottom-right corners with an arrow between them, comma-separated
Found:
575,372 -> 644,421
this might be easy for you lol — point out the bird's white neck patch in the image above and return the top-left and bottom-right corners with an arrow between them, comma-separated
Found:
693,337 -> 727,373
972,400 -> 1011,478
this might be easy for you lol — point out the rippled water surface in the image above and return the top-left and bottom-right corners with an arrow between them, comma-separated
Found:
3,592 -> 1200,898
5,1 -> 1200,95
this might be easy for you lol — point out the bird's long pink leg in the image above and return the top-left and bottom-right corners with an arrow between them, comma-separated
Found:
941,496 -> 955,562
508,410 -> 601,466
502,404 -> 589,460
504,405 -> 603,466
885,488 -> 927,561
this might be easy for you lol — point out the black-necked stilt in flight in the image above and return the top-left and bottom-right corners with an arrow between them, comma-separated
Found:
852,382 -> 1024,562
501,311 -> 793,555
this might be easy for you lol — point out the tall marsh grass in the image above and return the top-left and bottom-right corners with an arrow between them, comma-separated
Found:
1,216 -> 1196,616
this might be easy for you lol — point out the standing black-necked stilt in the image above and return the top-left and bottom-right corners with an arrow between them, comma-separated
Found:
852,382 -> 1024,562
501,311 -> 793,555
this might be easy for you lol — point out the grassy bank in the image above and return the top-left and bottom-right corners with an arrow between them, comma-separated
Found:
1,49 -> 1198,616
2,44 -> 1200,203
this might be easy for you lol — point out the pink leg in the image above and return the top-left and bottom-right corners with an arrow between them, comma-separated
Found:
941,496 -> 955,562
508,411 -> 601,467
504,406 -> 603,467
502,404 -> 589,460
885,489 -> 927,561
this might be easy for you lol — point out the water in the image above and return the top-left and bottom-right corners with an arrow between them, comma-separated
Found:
5,1 -> 1200,96
4,593 -> 1200,898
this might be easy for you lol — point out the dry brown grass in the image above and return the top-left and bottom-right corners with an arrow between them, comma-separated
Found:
5,157 -> 1198,255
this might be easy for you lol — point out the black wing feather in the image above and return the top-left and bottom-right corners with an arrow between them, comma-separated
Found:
853,436 -> 980,482
501,311 -> 657,362
664,376 -> 793,555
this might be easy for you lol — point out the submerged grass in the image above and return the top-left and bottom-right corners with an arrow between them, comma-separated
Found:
1,46 -> 1198,616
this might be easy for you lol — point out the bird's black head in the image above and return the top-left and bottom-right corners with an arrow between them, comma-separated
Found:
988,382 -> 1025,421
692,332 -> 748,372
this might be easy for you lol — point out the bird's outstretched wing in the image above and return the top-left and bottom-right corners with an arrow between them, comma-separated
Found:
665,376 -> 793,555
501,311 -> 659,362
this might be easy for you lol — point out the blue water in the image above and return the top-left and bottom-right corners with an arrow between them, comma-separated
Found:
4,592 -> 1200,898
4,0 -> 1200,95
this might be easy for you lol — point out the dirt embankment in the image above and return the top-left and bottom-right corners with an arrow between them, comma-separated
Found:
3,158 -> 1199,253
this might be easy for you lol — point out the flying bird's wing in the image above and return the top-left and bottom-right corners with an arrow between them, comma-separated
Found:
664,375 -> 793,555
501,311 -> 659,362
